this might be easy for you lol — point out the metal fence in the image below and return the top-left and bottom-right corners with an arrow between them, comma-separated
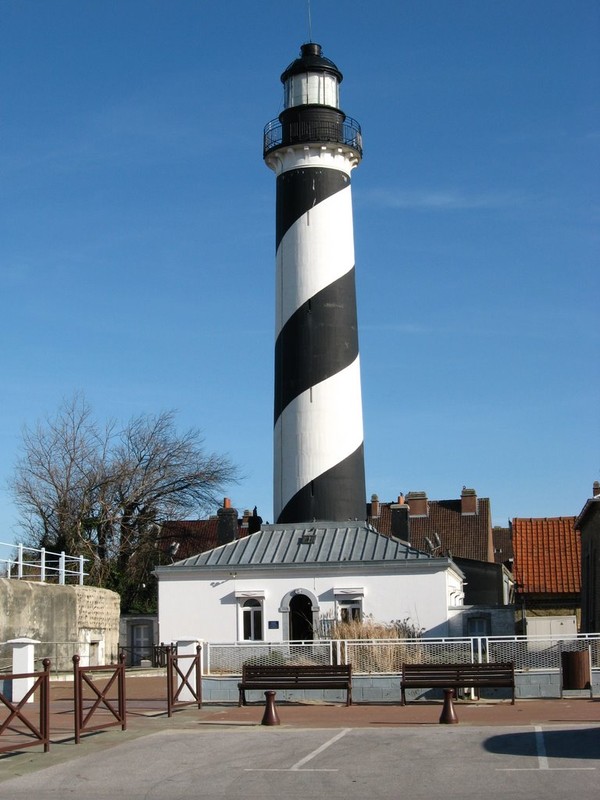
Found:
0,641 -> 118,675
119,644 -> 171,668
2,634 -> 598,678
205,641 -> 334,675
483,634 -> 600,672
0,541 -> 88,585
263,116 -> 363,158
203,634 -> 600,676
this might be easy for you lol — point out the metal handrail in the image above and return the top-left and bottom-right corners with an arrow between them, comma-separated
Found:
263,115 -> 363,158
1,541 -> 88,585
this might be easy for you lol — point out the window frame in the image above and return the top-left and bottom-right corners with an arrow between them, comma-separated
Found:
237,595 -> 264,642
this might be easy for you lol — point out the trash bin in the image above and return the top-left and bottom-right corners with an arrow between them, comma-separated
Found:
561,650 -> 591,690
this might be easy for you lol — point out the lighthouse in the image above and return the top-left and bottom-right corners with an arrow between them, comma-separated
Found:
264,43 -> 366,524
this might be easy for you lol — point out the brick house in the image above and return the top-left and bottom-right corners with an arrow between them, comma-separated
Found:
511,516 -> 581,633
575,482 -> 600,633
158,500 -> 259,563
367,487 -> 514,636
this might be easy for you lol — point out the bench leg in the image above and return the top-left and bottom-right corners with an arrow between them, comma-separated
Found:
238,688 -> 245,707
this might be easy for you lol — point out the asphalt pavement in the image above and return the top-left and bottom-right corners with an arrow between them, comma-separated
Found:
0,674 -> 598,799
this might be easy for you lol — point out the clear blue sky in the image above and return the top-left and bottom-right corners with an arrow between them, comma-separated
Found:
1,0 -> 598,541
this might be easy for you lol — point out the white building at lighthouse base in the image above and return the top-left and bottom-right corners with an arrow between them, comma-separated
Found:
155,523 -> 464,644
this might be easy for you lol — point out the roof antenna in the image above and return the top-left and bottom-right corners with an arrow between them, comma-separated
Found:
307,0 -> 313,42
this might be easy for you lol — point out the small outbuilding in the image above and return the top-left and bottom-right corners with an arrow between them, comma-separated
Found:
155,522 -> 464,644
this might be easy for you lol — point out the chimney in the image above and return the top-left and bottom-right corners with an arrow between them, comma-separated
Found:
241,509 -> 251,528
405,491 -> 428,517
248,506 -> 263,534
370,494 -> 380,517
461,487 -> 478,515
390,501 -> 411,543
217,498 -> 239,545
593,481 -> 600,498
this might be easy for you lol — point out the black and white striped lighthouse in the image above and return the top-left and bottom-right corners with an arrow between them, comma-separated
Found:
264,43 -> 366,524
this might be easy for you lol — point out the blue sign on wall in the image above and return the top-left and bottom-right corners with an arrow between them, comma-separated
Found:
268,621 -> 279,629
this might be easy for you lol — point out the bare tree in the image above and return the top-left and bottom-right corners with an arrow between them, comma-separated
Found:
10,394 -> 238,610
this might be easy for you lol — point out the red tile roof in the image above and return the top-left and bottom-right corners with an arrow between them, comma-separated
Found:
369,497 -> 493,562
512,517 -> 580,595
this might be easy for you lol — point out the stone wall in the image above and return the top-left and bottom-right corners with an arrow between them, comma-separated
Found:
0,578 -> 120,670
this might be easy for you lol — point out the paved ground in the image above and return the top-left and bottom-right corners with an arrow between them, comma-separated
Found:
0,674 -> 598,799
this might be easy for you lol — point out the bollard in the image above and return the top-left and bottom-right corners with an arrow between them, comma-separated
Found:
261,690 -> 281,726
439,688 -> 458,724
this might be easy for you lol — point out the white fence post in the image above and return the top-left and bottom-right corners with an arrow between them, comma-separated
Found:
17,543 -> 24,579
8,638 -> 40,703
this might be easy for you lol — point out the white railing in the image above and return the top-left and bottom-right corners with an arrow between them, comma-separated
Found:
0,542 -> 88,585
202,634 -> 600,676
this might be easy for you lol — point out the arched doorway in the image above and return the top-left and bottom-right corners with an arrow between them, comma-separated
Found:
289,593 -> 314,641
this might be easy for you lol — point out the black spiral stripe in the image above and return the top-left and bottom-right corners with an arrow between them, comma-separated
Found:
276,167 -> 350,249
275,165 -> 365,523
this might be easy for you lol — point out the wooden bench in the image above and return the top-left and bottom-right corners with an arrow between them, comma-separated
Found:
401,662 -> 515,705
238,664 -> 352,706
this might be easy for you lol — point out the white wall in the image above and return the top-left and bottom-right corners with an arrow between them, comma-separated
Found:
526,615 -> 578,637
158,563 -> 458,644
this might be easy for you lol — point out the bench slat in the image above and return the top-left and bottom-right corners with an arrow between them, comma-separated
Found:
401,662 -> 515,705
238,664 -> 352,707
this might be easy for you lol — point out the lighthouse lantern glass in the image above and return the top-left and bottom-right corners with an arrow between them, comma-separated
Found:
285,72 -> 339,109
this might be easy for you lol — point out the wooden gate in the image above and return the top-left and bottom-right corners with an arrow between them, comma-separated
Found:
73,653 -> 126,743
0,659 -> 51,753
166,645 -> 202,717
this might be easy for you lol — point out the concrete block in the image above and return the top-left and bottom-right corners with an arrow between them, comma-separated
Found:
360,688 -> 385,702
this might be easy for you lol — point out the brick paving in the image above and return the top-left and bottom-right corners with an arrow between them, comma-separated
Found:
55,673 -> 600,730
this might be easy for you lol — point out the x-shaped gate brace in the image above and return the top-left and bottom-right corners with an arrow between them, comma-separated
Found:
166,645 -> 202,717
0,658 -> 51,753
73,653 -> 126,743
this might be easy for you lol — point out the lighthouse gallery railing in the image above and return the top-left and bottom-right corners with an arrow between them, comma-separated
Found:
263,116 -> 363,158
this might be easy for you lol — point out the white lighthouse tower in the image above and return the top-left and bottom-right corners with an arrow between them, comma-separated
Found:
264,43 -> 366,524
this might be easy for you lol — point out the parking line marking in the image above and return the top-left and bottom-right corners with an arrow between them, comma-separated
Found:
290,728 -> 349,771
245,728 -> 350,773
535,725 -> 549,769
497,725 -> 596,772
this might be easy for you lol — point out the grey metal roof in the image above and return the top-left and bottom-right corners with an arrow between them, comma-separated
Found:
162,522 -> 432,570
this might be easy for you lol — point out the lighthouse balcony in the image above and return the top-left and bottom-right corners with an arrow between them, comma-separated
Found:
263,116 -> 362,158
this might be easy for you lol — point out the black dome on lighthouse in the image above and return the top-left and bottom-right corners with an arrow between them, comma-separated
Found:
281,42 -> 343,84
